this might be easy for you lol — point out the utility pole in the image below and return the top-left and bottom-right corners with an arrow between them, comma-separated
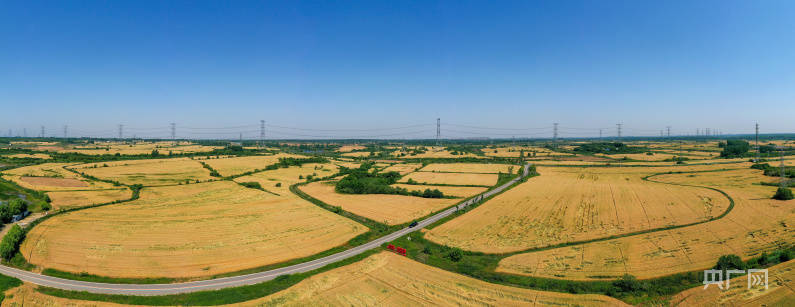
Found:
63,125 -> 68,138
436,118 -> 440,147
755,123 -> 760,162
260,120 -> 265,149
666,126 -> 671,137
170,123 -> 176,141
553,123 -> 558,142
616,123 -> 622,140
118,124 -> 123,139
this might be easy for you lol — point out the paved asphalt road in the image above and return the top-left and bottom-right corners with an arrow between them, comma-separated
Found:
0,163 -> 531,296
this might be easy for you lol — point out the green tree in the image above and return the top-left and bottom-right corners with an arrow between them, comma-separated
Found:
773,187 -> 794,200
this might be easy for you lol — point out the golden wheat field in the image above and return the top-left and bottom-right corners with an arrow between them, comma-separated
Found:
36,141 -> 222,156
335,145 -> 366,152
420,163 -> 517,174
201,153 -> 304,177
341,151 -> 374,157
380,162 -> 422,174
495,168 -> 795,280
21,181 -> 367,278
46,189 -> 132,210
424,166 -> 732,253
670,258 -> 795,306
2,163 -> 116,191
233,162 -> 340,194
2,153 -> 51,159
300,181 -> 460,225
399,171 -> 498,186
74,158 -> 214,186
238,252 -> 628,307
391,184 -> 487,198
392,147 -> 484,159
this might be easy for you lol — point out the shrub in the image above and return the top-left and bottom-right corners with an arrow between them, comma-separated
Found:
773,187 -> 794,200
0,225 -> 25,260
446,248 -> 463,262
239,182 -> 263,190
715,254 -> 745,273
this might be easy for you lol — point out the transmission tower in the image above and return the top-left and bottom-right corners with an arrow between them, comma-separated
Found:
599,129 -> 602,139
553,123 -> 558,142
260,120 -> 265,148
755,123 -> 760,162
23,128 -> 26,138
705,128 -> 710,137
118,124 -> 123,139
436,118 -> 440,147
666,126 -> 671,137
63,125 -> 68,138
40,126 -> 45,138
616,124 -> 622,140
170,123 -> 176,141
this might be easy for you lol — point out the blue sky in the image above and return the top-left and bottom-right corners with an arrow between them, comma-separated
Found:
1,1 -> 794,139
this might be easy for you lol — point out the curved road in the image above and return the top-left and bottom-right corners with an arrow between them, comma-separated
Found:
0,163 -> 532,296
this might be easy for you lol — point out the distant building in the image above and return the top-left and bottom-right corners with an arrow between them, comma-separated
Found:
12,210 -> 30,222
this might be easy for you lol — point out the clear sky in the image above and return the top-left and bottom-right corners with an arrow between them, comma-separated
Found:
1,0 -> 794,139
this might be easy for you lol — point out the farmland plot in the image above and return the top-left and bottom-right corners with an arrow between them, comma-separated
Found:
2,153 -> 51,159
399,172 -> 498,186
425,166 -> 731,253
419,163 -> 516,174
244,252 -> 628,306
496,168 -> 795,280
46,189 -> 132,210
234,163 -> 340,194
671,258 -> 795,306
21,181 -> 367,278
381,163 -> 422,175
391,184 -> 487,198
299,181 -> 460,225
2,163 -> 115,191
201,153 -> 304,177
74,158 -> 214,186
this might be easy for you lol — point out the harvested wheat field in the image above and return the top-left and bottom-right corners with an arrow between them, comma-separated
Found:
241,252 -> 628,306
46,189 -> 132,210
300,181 -> 460,225
425,166 -> 732,253
74,158 -> 214,186
335,145 -> 366,152
2,284 -> 135,306
495,168 -> 795,280
670,259 -> 795,306
21,181 -> 367,278
391,184 -> 487,198
381,163 -> 422,175
3,153 -> 51,159
234,163 -> 340,194
400,171 -> 498,187
2,163 -> 115,191
420,163 -> 517,174
201,153 -> 304,177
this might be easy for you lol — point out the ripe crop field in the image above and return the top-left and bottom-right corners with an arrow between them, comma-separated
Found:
234,162 -> 340,194
419,162 -> 516,174
36,141 -> 222,156
495,168 -> 795,280
392,146 -> 484,159
2,153 -> 51,159
46,188 -> 132,210
399,171 -> 498,186
201,153 -> 304,177
2,163 -> 115,191
671,259 -> 795,306
244,252 -> 628,306
74,158 -> 214,186
381,162 -> 422,174
299,181 -> 460,225
341,151 -> 374,157
391,184 -> 487,198
21,181 -> 367,278
335,145 -> 366,152
425,166 -> 731,253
